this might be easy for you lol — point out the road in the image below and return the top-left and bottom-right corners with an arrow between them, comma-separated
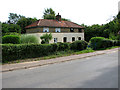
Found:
2,51 -> 118,88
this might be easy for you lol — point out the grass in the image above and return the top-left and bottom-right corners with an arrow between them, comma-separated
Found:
3,46 -> 119,64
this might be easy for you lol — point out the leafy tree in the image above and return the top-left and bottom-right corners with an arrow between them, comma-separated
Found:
17,17 -> 37,33
8,13 -> 25,24
43,8 -> 56,19
2,23 -> 21,36
43,8 -> 71,21
40,33 -> 52,44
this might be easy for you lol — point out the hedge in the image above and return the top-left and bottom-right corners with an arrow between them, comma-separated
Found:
2,35 -> 20,44
57,42 -> 70,51
70,40 -> 88,51
90,37 -> 120,50
2,44 -> 53,62
2,40 -> 88,62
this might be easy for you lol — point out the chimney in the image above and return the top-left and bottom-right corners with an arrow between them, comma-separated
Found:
56,13 -> 61,21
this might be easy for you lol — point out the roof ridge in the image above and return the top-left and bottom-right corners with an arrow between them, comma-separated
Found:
37,19 -> 41,26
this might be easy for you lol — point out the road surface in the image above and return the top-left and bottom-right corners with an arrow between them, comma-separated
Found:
2,51 -> 118,88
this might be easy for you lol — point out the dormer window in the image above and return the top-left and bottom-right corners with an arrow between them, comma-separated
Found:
55,28 -> 61,32
43,28 -> 49,32
70,28 -> 74,32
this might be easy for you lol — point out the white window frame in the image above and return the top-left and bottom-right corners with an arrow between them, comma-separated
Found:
43,28 -> 49,32
54,38 -> 58,43
55,28 -> 61,32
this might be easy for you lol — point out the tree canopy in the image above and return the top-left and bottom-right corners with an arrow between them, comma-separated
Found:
43,8 -> 56,19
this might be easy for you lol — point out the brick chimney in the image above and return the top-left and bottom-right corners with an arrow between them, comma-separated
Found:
56,13 -> 61,21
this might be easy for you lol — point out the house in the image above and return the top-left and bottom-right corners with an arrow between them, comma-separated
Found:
25,13 -> 85,43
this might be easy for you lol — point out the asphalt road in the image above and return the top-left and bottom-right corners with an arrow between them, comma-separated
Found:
2,51 -> 118,88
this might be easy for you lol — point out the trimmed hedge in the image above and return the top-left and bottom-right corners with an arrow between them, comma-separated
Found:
2,40 -> 90,62
57,42 -> 70,51
90,37 -> 120,50
2,44 -> 53,62
70,40 -> 88,51
2,35 -> 20,44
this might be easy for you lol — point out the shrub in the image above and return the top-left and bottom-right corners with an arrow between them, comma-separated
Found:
2,44 -> 54,62
57,42 -> 70,51
70,40 -> 88,51
2,35 -> 20,44
89,37 -> 116,50
20,34 -> 39,44
113,40 -> 120,46
101,39 -> 114,48
89,37 -> 105,50
51,43 -> 58,52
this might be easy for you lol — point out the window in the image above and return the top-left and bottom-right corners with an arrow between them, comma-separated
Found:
63,37 -> 67,42
70,28 -> 74,32
78,37 -> 81,40
55,28 -> 61,32
54,38 -> 58,43
43,28 -> 49,32
78,29 -> 82,32
72,37 -> 75,42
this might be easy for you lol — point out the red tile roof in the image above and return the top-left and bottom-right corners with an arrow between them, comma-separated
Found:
25,19 -> 84,29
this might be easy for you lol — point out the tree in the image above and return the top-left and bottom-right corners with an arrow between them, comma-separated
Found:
17,17 -> 37,33
40,33 -> 52,44
43,8 -> 56,19
2,23 -> 21,36
8,13 -> 25,24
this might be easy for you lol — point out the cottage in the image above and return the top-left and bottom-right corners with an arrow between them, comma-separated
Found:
25,13 -> 84,43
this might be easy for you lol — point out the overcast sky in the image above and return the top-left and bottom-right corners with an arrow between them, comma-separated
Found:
0,0 -> 119,25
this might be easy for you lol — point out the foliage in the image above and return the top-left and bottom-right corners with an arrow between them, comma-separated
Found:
89,37 -> 118,50
2,35 -> 20,44
40,33 -> 52,44
43,8 -> 56,19
84,12 -> 120,42
57,42 -> 70,51
17,17 -> 37,34
2,44 -> 53,62
70,40 -> 88,51
20,34 -> 39,44
2,23 -> 21,36
8,13 -> 25,24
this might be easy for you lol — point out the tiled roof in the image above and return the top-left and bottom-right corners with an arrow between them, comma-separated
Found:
25,19 -> 84,29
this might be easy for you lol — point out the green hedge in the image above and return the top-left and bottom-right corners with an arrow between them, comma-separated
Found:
2,40 -> 89,62
70,40 -> 88,51
90,37 -> 120,50
2,35 -> 20,44
57,42 -> 70,51
2,44 -> 53,62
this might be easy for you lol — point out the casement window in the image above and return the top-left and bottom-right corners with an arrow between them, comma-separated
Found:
78,37 -> 81,40
54,38 -> 58,43
70,28 -> 74,32
63,37 -> 67,42
43,28 -> 49,32
55,28 -> 61,32
72,37 -> 75,42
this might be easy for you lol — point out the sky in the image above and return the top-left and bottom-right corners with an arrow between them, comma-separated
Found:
0,0 -> 120,25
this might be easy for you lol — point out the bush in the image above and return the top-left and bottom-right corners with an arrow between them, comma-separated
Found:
113,40 -> 120,46
89,37 -> 105,50
51,43 -> 58,52
89,37 -> 117,50
70,40 -> 88,51
57,42 -> 70,51
2,44 -> 54,62
2,35 -> 20,44
101,39 -> 114,48
20,34 -> 39,44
